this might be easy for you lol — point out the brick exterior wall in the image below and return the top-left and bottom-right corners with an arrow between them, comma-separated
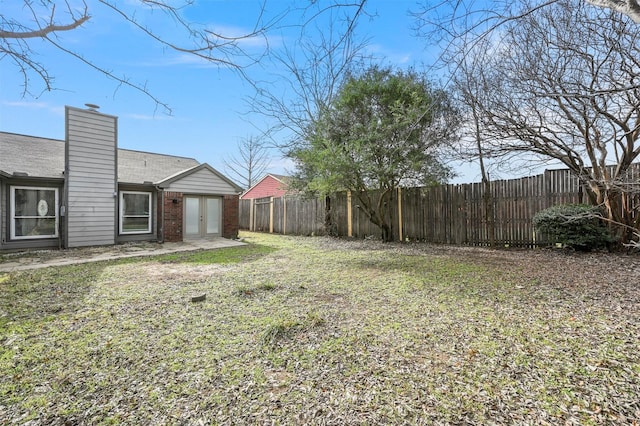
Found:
160,192 -> 237,241
162,192 -> 184,242
223,194 -> 239,239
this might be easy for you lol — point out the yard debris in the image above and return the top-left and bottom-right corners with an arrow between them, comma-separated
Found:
190,294 -> 206,303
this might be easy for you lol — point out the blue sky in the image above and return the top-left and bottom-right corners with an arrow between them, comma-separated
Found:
0,0 -> 481,185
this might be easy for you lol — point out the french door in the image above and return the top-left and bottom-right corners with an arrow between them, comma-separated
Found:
184,196 -> 222,238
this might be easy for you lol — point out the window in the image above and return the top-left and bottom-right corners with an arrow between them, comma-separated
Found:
120,191 -> 152,234
10,186 -> 59,239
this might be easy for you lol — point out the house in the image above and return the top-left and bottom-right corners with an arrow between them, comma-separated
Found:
0,105 -> 243,251
240,173 -> 290,200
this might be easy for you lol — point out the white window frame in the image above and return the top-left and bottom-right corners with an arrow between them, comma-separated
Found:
10,186 -> 59,240
119,191 -> 152,234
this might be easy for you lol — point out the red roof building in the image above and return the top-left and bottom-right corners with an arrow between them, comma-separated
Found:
240,174 -> 290,200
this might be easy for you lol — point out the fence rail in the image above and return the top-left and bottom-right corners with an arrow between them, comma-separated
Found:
239,167 -> 636,247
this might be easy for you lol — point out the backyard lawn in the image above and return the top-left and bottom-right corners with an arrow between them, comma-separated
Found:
1,232 -> 639,425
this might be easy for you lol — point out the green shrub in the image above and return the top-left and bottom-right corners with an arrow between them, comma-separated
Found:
533,204 -> 613,251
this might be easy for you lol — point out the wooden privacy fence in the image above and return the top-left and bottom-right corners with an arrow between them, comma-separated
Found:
239,168 -> 625,247
239,196 -> 327,236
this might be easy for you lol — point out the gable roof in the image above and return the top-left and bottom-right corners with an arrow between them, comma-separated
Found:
0,131 -> 201,184
241,173 -> 291,199
158,163 -> 243,192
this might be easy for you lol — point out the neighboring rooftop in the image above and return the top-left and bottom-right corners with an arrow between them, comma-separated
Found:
267,173 -> 289,182
241,173 -> 292,199
0,131 -> 200,183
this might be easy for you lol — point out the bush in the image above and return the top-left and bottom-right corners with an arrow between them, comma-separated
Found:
533,204 -> 613,251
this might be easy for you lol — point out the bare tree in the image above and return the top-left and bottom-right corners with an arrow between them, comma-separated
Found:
223,135 -> 272,190
1,1 -> 368,114
246,1 -> 370,150
456,0 -> 640,243
243,1 -> 370,235
413,0 -> 640,71
450,38 -> 497,246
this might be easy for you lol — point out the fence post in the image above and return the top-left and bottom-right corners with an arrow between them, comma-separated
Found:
283,197 -> 287,235
269,197 -> 274,233
347,190 -> 353,237
249,199 -> 255,231
398,187 -> 403,242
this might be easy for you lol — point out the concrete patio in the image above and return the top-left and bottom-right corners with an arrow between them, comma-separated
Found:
0,238 -> 247,272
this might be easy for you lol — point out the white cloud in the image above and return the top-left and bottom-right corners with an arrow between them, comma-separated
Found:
364,43 -> 413,65
130,53 -> 227,68
134,46 -> 266,69
268,156 -> 295,176
126,113 -> 174,121
3,101 -> 50,109
2,100 -> 65,117
205,23 -> 274,49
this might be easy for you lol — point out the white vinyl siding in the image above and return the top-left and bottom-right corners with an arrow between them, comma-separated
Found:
166,168 -> 238,195
10,186 -> 59,239
119,191 -> 152,234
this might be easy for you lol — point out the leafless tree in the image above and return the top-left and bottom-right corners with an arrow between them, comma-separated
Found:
1,0 -> 368,114
242,1 -> 369,235
413,0 -> 640,73
245,1 -> 370,150
453,0 -> 640,243
223,135 -> 272,190
450,38 -> 497,246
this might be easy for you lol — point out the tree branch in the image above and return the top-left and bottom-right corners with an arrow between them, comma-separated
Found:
0,15 -> 90,38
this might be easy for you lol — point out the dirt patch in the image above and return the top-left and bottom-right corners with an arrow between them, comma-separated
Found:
317,236 -> 640,304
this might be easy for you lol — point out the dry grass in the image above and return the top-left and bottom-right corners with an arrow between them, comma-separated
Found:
1,232 -> 639,425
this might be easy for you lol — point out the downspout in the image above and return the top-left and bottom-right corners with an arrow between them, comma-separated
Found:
58,204 -> 63,250
59,175 -> 66,250
156,186 -> 164,243
58,194 -> 62,250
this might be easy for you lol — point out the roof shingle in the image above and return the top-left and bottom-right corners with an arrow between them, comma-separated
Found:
0,132 -> 200,184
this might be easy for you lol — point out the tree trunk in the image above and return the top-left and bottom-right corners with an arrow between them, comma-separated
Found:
352,188 -> 394,242
483,175 -> 495,247
585,181 -> 635,245
324,195 -> 333,235
381,222 -> 392,243
377,189 -> 394,243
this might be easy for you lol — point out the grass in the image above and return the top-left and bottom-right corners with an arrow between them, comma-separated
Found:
0,232 -> 638,424
156,243 -> 275,264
